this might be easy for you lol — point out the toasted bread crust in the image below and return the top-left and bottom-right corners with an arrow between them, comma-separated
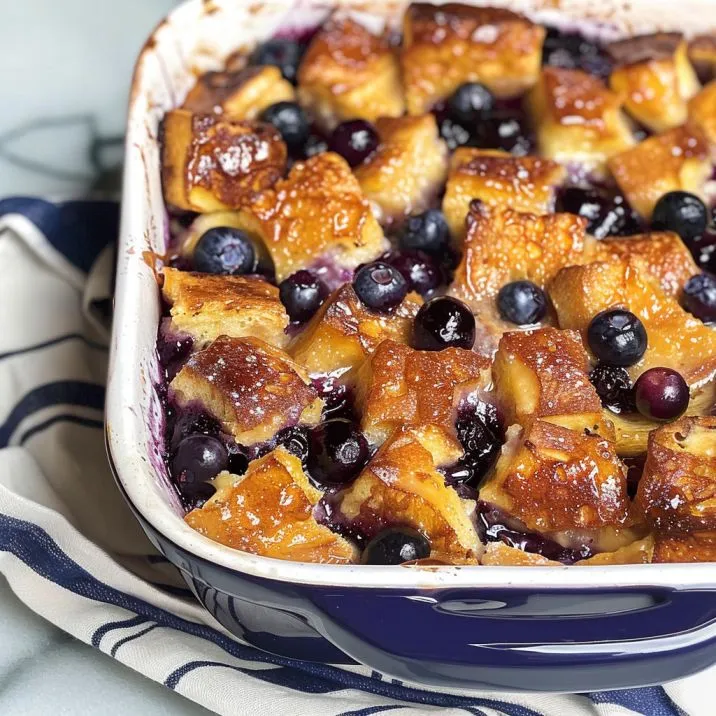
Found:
688,80 -> 716,148
653,531 -> 716,563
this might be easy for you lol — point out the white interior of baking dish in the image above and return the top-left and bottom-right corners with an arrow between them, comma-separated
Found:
107,0 -> 716,588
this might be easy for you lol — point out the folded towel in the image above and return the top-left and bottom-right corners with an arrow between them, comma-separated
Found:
0,197 -> 710,716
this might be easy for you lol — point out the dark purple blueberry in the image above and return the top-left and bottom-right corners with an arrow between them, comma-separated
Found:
302,133 -> 329,158
690,226 -> 716,274
383,250 -> 441,296
279,270 -> 327,322
157,330 -> 193,381
274,425 -> 311,464
259,101 -> 310,153
361,527 -> 431,565
171,435 -> 227,505
312,375 -> 356,421
682,273 -> 716,323
588,363 -> 635,414
438,116 -> 472,150
542,27 -> 612,80
413,296 -> 476,351
634,368 -> 690,422
353,262 -> 408,312
168,409 -> 221,452
587,309 -> 647,367
496,280 -> 547,325
556,187 -> 641,239
399,209 -> 451,256
249,38 -> 303,83
447,82 -> 495,125
328,120 -> 379,167
308,419 -> 369,486
193,227 -> 256,275
651,191 -> 709,244
469,111 -> 533,156
452,415 -> 501,487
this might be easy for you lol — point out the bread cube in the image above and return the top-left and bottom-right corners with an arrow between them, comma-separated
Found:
688,80 -> 716,149
689,34 -> 716,82
653,531 -> 716,562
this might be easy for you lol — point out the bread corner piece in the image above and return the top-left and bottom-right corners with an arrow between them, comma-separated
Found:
161,267 -> 289,349
336,424 -> 482,563
170,335 -> 323,446
161,109 -> 287,212
185,448 -> 357,563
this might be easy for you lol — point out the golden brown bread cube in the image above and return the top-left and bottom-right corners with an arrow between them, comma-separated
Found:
607,33 -> 701,133
337,424 -> 481,562
161,110 -> 287,212
635,416 -> 716,533
230,152 -> 388,282
688,80 -> 716,149
297,16 -> 404,130
607,123 -> 712,220
401,3 -> 545,114
354,114 -> 448,227
185,449 -> 357,563
653,530 -> 716,563
528,67 -> 635,177
689,34 -> 716,82
442,149 -> 566,240
161,267 -> 289,349
549,258 -> 716,386
182,66 -> 295,118
170,336 -> 323,446
290,284 -> 422,378
355,340 -> 491,446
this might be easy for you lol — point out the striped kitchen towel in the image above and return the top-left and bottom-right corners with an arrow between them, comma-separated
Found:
0,197 -> 711,716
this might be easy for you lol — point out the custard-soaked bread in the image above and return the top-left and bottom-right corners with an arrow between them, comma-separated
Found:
356,340 -> 491,446
336,424 -> 481,562
528,67 -> 635,177
479,420 -> 630,535
607,33 -> 701,133
594,231 -> 699,297
230,153 -> 387,282
549,259 -> 716,386
161,110 -> 287,212
182,66 -> 296,119
290,284 -> 422,377
297,16 -> 404,130
186,449 -> 357,563
492,327 -> 610,436
688,80 -> 716,149
442,149 -> 566,240
635,417 -> 716,533
401,2 -> 545,114
607,123 -> 711,220
354,114 -> 448,227
689,34 -> 716,82
653,530 -> 716,563
161,268 -> 289,349
170,336 -> 323,445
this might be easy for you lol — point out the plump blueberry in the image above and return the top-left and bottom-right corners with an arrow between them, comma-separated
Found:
171,435 -> 227,505
249,38 -> 303,83
682,273 -> 716,323
168,409 -> 221,452
689,225 -> 716,274
556,187 -> 641,239
470,111 -> 533,156
634,367 -> 690,422
447,82 -> 495,125
413,296 -> 476,351
260,101 -> 310,153
438,116 -> 473,150
308,419 -> 369,485
587,309 -> 648,367
496,281 -> 547,325
589,362 -> 635,414
193,227 -> 256,275
542,27 -> 612,80
279,270 -> 327,322
274,425 -> 311,464
452,415 -> 501,487
328,120 -> 379,167
361,527 -> 431,565
353,262 -> 408,312
399,209 -> 451,255
651,191 -> 709,244
382,250 -> 441,296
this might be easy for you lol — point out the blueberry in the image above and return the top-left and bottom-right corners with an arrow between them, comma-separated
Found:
690,226 -> 716,273
361,527 -> 431,565
279,270 -> 327,322
353,262 -> 408,312
249,38 -> 303,83
496,281 -> 547,325
542,27 -> 612,80
452,415 -> 501,487
308,419 -> 369,485
447,82 -> 495,125
193,227 -> 256,275
682,273 -> 716,323
260,101 -> 310,153
556,187 -> 641,239
274,425 -> 311,464
171,435 -> 227,506
413,296 -> 475,351
587,309 -> 648,367
438,116 -> 473,150
470,112 -> 533,156
651,191 -> 709,244
399,209 -> 450,255
383,250 -> 441,296
328,120 -> 379,167
589,363 -> 635,414
634,367 -> 690,422
302,133 -> 329,158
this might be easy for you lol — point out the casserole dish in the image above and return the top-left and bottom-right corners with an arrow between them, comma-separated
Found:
107,0 -> 716,692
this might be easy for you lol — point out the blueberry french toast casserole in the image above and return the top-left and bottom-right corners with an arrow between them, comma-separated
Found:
155,2 -> 716,567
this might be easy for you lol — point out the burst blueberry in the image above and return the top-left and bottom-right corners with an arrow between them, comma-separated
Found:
383,250 -> 441,296
589,363 -> 634,414
361,527 -> 431,565
193,227 -> 256,275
